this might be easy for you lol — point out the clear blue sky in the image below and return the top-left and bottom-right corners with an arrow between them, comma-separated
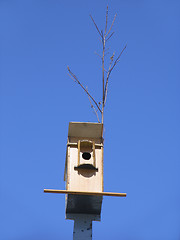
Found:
0,1 -> 180,239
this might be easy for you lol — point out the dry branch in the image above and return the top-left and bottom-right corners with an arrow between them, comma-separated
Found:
94,51 -> 102,59
67,6 -> 126,125
104,5 -> 108,34
90,15 -> 102,37
104,44 -> 127,104
105,13 -> 117,37
67,66 -> 102,114
87,87 -> 100,123
106,31 -> 114,42
109,44 -> 127,72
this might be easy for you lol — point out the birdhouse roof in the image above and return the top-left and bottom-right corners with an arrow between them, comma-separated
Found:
68,122 -> 103,138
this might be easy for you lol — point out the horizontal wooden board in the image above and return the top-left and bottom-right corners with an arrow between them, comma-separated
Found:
44,189 -> 127,197
68,122 -> 103,138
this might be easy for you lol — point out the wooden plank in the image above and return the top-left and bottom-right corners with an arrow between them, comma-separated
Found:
101,145 -> 104,192
67,143 -> 103,147
68,122 -> 103,138
66,145 -> 70,189
64,145 -> 68,181
44,189 -> 127,197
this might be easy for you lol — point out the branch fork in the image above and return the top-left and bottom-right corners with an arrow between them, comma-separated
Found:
67,5 -> 126,124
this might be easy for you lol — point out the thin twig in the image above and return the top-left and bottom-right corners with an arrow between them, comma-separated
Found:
104,52 -> 110,57
101,31 -> 105,124
67,66 -> 102,113
104,5 -> 108,34
90,15 -> 102,37
68,7 -> 125,126
104,47 -> 110,52
101,30 -> 104,40
105,13 -> 117,37
109,44 -> 127,72
104,52 -> 115,104
104,44 -> 127,104
98,37 -> 103,44
106,31 -> 114,42
95,51 -> 102,59
87,87 -> 100,123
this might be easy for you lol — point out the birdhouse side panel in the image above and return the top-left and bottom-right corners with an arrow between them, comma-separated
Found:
66,146 -> 78,191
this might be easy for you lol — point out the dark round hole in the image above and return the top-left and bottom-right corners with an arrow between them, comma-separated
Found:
82,152 -> 91,160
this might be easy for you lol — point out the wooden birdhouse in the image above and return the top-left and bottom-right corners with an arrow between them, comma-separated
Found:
64,122 -> 104,218
44,122 -> 126,220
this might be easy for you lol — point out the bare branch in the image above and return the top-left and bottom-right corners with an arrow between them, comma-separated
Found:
87,87 -> 100,123
105,13 -> 117,37
104,5 -> 108,34
104,47 -> 110,52
106,31 -> 114,42
95,51 -> 102,59
110,44 -> 127,72
68,7 -> 125,126
104,52 -> 115,104
101,30 -> 104,41
104,44 -> 127,104
67,66 -> 102,113
104,52 -> 110,57
101,31 -> 105,124
90,15 -> 102,37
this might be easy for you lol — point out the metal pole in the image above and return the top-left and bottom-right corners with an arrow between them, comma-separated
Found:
67,213 -> 100,240
73,214 -> 92,240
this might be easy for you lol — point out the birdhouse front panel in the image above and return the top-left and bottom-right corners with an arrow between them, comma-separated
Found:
67,138 -> 103,192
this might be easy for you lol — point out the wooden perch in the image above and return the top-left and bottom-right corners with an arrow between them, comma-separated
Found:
44,189 -> 127,197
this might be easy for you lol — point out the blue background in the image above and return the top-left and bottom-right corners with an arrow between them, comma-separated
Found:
0,1 -> 180,239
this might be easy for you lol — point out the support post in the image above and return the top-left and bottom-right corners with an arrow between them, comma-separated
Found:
73,215 -> 92,240
66,214 -> 100,240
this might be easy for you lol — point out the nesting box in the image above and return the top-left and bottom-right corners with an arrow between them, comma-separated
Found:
64,122 -> 103,217
44,121 -> 126,218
